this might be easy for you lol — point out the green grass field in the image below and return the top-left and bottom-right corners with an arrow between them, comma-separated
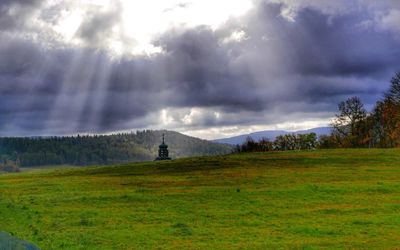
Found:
1,149 -> 400,249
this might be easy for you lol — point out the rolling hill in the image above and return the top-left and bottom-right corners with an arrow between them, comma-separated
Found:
0,149 -> 399,249
213,127 -> 332,145
0,130 -> 233,167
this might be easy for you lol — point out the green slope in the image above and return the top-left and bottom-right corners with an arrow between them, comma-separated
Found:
1,149 -> 400,249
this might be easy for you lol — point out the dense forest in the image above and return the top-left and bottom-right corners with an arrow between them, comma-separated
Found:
0,130 -> 233,167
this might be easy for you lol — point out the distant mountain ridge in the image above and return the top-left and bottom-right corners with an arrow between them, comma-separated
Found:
213,127 -> 332,145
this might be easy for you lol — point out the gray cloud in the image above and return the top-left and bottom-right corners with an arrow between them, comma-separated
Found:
0,0 -> 42,31
75,1 -> 125,48
0,0 -> 399,137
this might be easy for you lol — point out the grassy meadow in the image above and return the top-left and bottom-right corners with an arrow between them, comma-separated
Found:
1,149 -> 400,249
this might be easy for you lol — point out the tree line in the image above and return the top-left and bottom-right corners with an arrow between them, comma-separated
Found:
236,72 -> 400,152
321,72 -> 400,148
235,133 -> 318,152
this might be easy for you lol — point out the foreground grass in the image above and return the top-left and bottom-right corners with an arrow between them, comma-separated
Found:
1,149 -> 400,249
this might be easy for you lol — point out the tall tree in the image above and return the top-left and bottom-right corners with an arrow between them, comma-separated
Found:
332,96 -> 367,147
385,72 -> 400,103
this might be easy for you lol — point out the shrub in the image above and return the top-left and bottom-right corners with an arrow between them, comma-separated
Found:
0,160 -> 20,173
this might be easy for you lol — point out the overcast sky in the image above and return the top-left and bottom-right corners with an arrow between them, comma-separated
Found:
0,0 -> 399,139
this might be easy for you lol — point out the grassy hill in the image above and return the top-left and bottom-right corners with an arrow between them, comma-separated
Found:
1,149 -> 400,249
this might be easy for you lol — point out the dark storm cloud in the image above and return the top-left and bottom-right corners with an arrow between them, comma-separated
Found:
157,27 -> 264,111
0,1 -> 399,136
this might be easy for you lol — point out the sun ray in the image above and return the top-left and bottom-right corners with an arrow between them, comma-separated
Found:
79,52 -> 113,133
5,46 -> 55,136
46,49 -> 97,135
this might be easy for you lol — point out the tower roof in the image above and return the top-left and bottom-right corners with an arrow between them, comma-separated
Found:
159,133 -> 168,147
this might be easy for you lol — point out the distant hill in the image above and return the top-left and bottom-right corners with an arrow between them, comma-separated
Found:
0,130 -> 233,167
213,127 -> 332,145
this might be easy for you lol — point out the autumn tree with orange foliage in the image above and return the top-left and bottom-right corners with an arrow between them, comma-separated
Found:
324,72 -> 400,149
373,73 -> 400,147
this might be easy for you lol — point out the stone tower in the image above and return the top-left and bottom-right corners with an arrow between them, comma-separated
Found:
155,134 -> 171,160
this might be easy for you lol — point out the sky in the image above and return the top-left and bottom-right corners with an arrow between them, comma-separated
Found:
0,0 -> 399,139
